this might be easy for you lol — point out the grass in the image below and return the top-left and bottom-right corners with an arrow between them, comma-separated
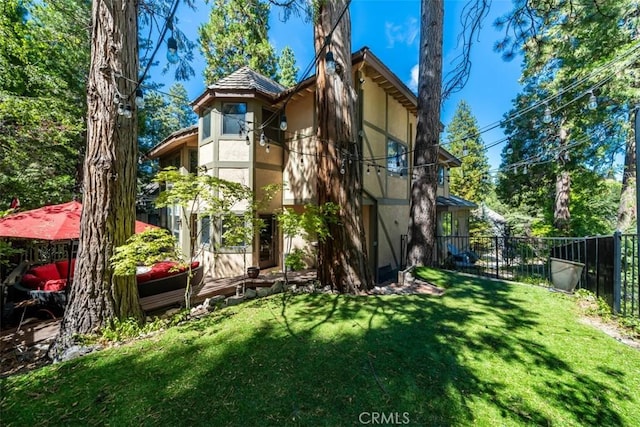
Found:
2,268 -> 640,426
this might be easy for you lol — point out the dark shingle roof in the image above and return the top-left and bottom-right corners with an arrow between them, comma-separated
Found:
436,195 -> 477,209
209,67 -> 285,97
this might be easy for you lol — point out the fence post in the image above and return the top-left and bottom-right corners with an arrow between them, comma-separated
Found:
613,231 -> 622,314
495,235 -> 500,278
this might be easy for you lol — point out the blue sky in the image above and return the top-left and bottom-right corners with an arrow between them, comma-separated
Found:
160,0 -> 523,170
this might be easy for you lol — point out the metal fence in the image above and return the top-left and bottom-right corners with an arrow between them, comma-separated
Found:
426,233 -> 639,318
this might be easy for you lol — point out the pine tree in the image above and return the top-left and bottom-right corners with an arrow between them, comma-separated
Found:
445,100 -> 490,204
277,45 -> 299,87
314,0 -> 372,292
407,0 -> 443,267
198,0 -> 277,84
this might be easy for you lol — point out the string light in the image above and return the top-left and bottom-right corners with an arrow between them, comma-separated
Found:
245,135 -> 250,146
587,91 -> 598,110
134,35 -> 640,178
266,143 -> 270,153
340,159 -> 346,175
543,105 -> 552,124
259,132 -> 266,147
135,89 -> 145,109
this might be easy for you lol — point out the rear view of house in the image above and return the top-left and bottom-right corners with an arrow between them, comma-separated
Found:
148,47 -> 475,281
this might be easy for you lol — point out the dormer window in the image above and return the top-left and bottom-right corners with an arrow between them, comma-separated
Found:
222,102 -> 247,135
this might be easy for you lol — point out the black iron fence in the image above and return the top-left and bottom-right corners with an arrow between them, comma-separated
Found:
423,233 -> 640,318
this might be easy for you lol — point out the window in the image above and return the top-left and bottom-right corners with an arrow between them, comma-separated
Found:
220,214 -> 248,249
202,111 -> 211,140
387,139 -> 408,176
161,154 -> 180,169
262,107 -> 281,143
189,149 -> 198,174
222,102 -> 247,135
440,212 -> 452,236
438,166 -> 445,185
200,216 -> 211,245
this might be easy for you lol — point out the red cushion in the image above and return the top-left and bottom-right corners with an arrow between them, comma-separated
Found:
136,272 -> 153,283
31,263 -> 61,281
190,261 -> 200,269
43,278 -> 67,291
149,261 -> 181,280
21,273 -> 44,290
55,259 -> 76,280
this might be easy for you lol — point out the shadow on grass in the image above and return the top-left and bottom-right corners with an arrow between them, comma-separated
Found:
1,270 -> 634,426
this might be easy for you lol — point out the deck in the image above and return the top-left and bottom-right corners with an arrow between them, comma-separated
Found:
1,270 -> 317,349
140,269 -> 317,312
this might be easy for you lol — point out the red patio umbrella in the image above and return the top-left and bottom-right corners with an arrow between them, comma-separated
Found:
0,201 -> 155,241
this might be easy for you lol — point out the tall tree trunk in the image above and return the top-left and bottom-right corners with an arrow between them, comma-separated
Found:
315,1 -> 372,293
52,0 -> 141,358
407,0 -> 443,266
554,126 -> 570,234
617,127 -> 636,232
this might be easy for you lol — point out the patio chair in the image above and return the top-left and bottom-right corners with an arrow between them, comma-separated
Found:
447,243 -> 479,267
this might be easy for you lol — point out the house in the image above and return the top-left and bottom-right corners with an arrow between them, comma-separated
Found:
148,47 -> 475,281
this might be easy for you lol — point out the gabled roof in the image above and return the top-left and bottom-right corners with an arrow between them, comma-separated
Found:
148,125 -> 198,159
209,66 -> 285,95
192,67 -> 285,115
274,47 -> 418,115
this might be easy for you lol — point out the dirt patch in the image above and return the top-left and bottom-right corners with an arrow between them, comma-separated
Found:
369,279 -> 445,296
580,316 -> 640,351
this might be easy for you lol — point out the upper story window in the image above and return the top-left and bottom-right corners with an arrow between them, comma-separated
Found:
202,110 -> 211,140
222,102 -> 247,135
437,166 -> 445,186
387,139 -> 408,177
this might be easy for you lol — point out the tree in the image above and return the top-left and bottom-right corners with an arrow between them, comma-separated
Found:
139,83 -> 196,154
198,0 -> 277,84
495,0 -> 638,235
0,0 -> 90,209
445,100 -> 490,204
313,0 -> 372,293
277,45 -> 299,87
406,0 -> 443,267
138,83 -> 196,184
277,203 -> 338,285
52,0 -> 141,358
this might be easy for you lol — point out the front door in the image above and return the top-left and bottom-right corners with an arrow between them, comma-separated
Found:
259,215 -> 278,269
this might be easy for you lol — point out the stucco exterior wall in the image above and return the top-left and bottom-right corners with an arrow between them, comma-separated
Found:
283,95 -> 317,204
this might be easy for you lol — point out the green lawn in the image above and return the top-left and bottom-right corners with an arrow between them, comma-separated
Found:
2,268 -> 640,426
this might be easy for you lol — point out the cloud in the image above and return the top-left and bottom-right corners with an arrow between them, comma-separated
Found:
408,64 -> 419,92
385,17 -> 419,48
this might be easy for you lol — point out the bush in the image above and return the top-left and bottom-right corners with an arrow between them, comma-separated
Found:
285,248 -> 307,271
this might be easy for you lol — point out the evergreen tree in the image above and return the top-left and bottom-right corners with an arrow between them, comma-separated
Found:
139,83 -> 196,154
198,0 -> 277,84
314,0 -> 372,292
496,0 -> 637,235
0,0 -> 90,208
277,45 -> 299,87
445,100 -> 490,204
